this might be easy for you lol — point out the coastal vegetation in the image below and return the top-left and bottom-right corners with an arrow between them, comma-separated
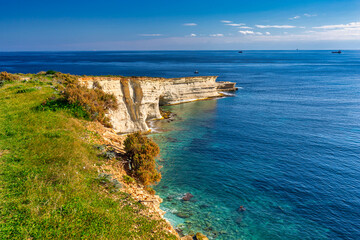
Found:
124,132 -> 162,187
39,72 -> 118,127
0,72 -> 176,239
0,71 -> 20,87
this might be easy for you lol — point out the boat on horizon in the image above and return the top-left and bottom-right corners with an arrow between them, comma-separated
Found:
332,50 -> 342,54
238,51 -> 243,53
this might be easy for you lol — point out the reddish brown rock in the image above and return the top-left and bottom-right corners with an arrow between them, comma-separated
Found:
182,192 -> 194,201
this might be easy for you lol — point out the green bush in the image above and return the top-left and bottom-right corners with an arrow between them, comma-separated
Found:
54,73 -> 118,127
46,70 -> 57,75
124,133 -> 161,186
123,175 -> 135,184
37,97 -> 90,120
103,151 -> 116,160
37,72 -> 118,127
97,173 -> 123,193
16,87 -> 37,94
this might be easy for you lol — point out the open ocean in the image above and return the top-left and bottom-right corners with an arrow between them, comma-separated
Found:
1,50 -> 359,239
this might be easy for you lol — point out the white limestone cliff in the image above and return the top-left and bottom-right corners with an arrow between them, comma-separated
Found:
80,76 -> 235,133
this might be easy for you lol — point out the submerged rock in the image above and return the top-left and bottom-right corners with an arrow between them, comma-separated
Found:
182,193 -> 194,201
199,204 -> 210,209
235,216 -> 242,224
175,211 -> 193,219
237,205 -> 246,212
166,195 -> 175,201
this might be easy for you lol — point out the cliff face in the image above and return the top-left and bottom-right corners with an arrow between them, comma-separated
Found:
80,76 -> 233,133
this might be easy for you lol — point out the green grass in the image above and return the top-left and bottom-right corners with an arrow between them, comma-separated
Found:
0,80 -> 176,239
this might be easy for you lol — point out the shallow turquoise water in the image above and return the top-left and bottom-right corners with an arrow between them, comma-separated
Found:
151,100 -> 333,239
2,50 -> 360,239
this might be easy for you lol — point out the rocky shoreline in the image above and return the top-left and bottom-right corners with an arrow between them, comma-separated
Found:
85,121 -> 208,240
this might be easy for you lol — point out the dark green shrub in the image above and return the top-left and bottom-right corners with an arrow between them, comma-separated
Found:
16,87 -> 37,94
123,175 -> 135,184
112,179 -> 123,191
46,70 -> 57,75
37,97 -> 90,120
103,151 -> 116,160
124,133 -> 161,186
93,144 -> 106,151
97,173 -> 122,192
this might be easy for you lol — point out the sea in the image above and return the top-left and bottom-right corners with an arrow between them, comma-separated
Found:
1,51 -> 359,240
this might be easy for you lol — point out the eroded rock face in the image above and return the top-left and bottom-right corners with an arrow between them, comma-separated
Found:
80,76 -> 232,133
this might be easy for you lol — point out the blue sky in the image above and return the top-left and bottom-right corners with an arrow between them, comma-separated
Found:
1,0 -> 360,50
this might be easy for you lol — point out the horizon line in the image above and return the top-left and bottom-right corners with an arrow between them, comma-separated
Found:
0,49 -> 358,53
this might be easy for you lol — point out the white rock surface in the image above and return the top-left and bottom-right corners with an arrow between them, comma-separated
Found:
80,76 -> 223,133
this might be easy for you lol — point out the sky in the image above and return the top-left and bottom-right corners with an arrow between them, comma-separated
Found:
1,0 -> 360,50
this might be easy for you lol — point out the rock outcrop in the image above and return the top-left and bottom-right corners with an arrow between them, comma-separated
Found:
80,76 -> 236,133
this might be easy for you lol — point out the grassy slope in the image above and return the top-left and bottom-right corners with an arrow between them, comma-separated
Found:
0,79 -> 176,239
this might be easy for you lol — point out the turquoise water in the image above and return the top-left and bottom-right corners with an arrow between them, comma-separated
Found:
1,50 -> 360,239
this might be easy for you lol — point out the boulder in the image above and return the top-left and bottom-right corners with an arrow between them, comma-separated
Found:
195,232 -> 209,240
182,193 -> 194,201
175,211 -> 193,219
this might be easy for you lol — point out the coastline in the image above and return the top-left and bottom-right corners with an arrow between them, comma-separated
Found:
85,121 -> 180,238
85,101 -> 223,239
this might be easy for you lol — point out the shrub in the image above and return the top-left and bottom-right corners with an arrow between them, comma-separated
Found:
124,133 -> 161,186
93,144 -> 106,151
46,70 -> 57,75
55,73 -> 118,127
0,72 -> 20,87
97,173 -> 122,192
38,72 -> 118,127
123,175 -> 135,184
37,97 -> 90,120
103,151 -> 116,160
16,87 -> 37,94
145,186 -> 156,195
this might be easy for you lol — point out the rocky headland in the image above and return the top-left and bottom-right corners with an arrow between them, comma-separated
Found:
82,75 -> 236,239
0,71 -> 235,239
80,76 -> 236,133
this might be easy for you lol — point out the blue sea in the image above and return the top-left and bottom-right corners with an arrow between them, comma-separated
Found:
1,51 -> 359,239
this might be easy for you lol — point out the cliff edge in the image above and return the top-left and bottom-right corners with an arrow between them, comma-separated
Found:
80,76 -> 236,133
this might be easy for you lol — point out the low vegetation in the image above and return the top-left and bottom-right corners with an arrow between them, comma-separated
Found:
123,175 -> 135,184
0,72 -> 21,87
43,72 -> 118,127
124,133 -> 162,187
0,72 -> 176,239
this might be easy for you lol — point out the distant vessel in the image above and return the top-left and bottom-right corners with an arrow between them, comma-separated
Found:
194,70 -> 199,74
332,50 -> 342,54
238,51 -> 243,53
